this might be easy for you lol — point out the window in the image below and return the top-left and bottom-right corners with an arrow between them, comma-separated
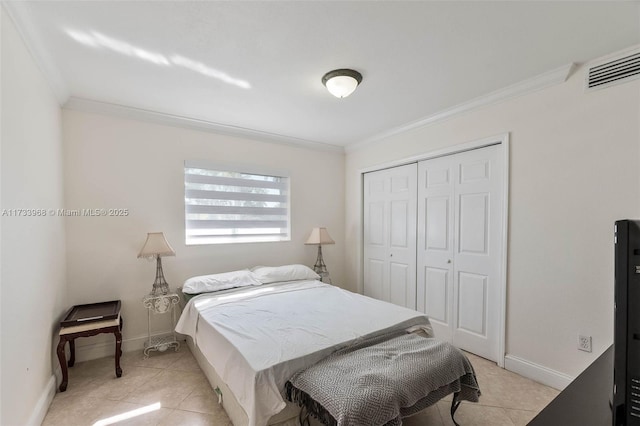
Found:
185,161 -> 290,245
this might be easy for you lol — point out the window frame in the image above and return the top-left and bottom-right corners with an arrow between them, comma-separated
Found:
184,160 -> 291,245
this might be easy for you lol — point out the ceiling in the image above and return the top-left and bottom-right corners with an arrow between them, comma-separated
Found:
6,1 -> 640,149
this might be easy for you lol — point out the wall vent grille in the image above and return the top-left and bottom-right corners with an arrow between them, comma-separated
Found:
587,50 -> 640,90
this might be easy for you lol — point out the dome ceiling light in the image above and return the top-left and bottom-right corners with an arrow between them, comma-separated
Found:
321,69 -> 363,98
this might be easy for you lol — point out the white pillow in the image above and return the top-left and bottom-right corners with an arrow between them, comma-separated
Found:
251,264 -> 320,284
182,269 -> 262,294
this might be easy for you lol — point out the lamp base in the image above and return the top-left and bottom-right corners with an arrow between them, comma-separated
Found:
151,256 -> 170,295
313,245 -> 331,284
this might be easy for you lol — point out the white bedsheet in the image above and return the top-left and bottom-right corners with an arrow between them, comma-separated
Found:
175,280 -> 432,426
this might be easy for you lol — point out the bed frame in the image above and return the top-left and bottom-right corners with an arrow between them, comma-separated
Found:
187,336 -> 322,426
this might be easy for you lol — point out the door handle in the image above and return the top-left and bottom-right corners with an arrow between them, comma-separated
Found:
447,259 -> 451,264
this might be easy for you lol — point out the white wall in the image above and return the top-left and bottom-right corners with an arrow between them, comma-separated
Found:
62,110 -> 345,358
345,64 -> 640,382
1,10 -> 67,426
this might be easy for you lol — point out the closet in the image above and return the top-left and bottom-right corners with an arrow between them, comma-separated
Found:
363,143 -> 504,361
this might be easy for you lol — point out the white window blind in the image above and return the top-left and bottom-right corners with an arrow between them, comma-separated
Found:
185,162 -> 291,245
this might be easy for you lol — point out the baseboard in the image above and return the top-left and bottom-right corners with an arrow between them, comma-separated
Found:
504,354 -> 574,391
26,375 -> 56,426
74,331 -> 183,363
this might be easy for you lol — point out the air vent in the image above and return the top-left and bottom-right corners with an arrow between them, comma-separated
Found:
587,49 -> 640,90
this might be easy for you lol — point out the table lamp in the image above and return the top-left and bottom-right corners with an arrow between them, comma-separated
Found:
305,227 -> 335,283
138,232 -> 175,295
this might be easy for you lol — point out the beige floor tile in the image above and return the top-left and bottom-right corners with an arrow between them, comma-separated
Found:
505,408 -> 539,426
48,383 -> 104,411
157,409 -> 232,426
473,366 -> 559,412
166,351 -> 201,373
96,401 -> 174,426
460,350 -> 559,413
43,397 -> 122,426
178,387 -> 224,415
85,366 -> 163,401
51,375 -> 101,403
68,355 -> 121,381
122,369 -> 209,409
438,400 -> 515,426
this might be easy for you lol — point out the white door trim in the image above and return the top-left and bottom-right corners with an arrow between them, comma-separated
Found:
357,133 -> 510,368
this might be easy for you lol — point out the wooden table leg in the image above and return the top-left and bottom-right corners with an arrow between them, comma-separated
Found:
57,337 -> 68,392
57,313 -> 124,390
68,339 -> 76,367
114,327 -> 122,378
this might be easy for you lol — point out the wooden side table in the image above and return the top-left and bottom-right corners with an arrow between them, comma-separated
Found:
56,302 -> 123,392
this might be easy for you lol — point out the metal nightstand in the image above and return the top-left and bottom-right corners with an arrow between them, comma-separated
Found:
142,292 -> 180,357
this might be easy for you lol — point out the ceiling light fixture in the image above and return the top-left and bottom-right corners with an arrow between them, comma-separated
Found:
321,69 -> 362,98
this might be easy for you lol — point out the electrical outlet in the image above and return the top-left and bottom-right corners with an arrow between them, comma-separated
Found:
578,335 -> 592,352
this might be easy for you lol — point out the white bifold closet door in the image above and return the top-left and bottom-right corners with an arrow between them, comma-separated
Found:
417,144 -> 503,361
363,164 -> 418,309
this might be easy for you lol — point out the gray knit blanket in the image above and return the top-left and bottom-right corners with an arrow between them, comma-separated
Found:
285,332 -> 481,426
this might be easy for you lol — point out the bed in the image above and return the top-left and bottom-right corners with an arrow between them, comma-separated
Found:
175,265 -> 479,426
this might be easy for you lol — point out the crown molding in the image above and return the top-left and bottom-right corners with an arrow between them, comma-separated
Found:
345,63 -> 575,153
4,0 -> 574,156
2,1 -> 70,104
63,97 -> 345,153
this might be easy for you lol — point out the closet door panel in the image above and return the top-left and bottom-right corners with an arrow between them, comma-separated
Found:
417,144 -> 502,361
417,157 -> 455,341
424,266 -> 448,323
363,164 -> 417,309
367,202 -> 386,246
365,259 -> 385,301
390,200 -> 410,248
452,145 -> 502,361
457,271 -> 488,336
426,196 -> 450,251
390,262 -> 410,307
458,193 -> 489,255
363,175 -> 388,301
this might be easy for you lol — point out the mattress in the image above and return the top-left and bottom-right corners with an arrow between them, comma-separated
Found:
176,280 -> 433,426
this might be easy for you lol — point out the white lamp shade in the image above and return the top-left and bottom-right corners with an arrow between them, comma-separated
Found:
305,227 -> 335,245
138,232 -> 176,258
324,75 -> 359,98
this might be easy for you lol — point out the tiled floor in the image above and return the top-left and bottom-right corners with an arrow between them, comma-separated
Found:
43,346 -> 230,426
42,346 -> 559,426
403,352 -> 560,426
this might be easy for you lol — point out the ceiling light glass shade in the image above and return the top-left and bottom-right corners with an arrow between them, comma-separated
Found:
322,69 -> 362,98
325,76 -> 358,98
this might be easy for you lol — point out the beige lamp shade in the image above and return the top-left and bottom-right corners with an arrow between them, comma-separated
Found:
138,232 -> 176,258
305,227 -> 335,245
